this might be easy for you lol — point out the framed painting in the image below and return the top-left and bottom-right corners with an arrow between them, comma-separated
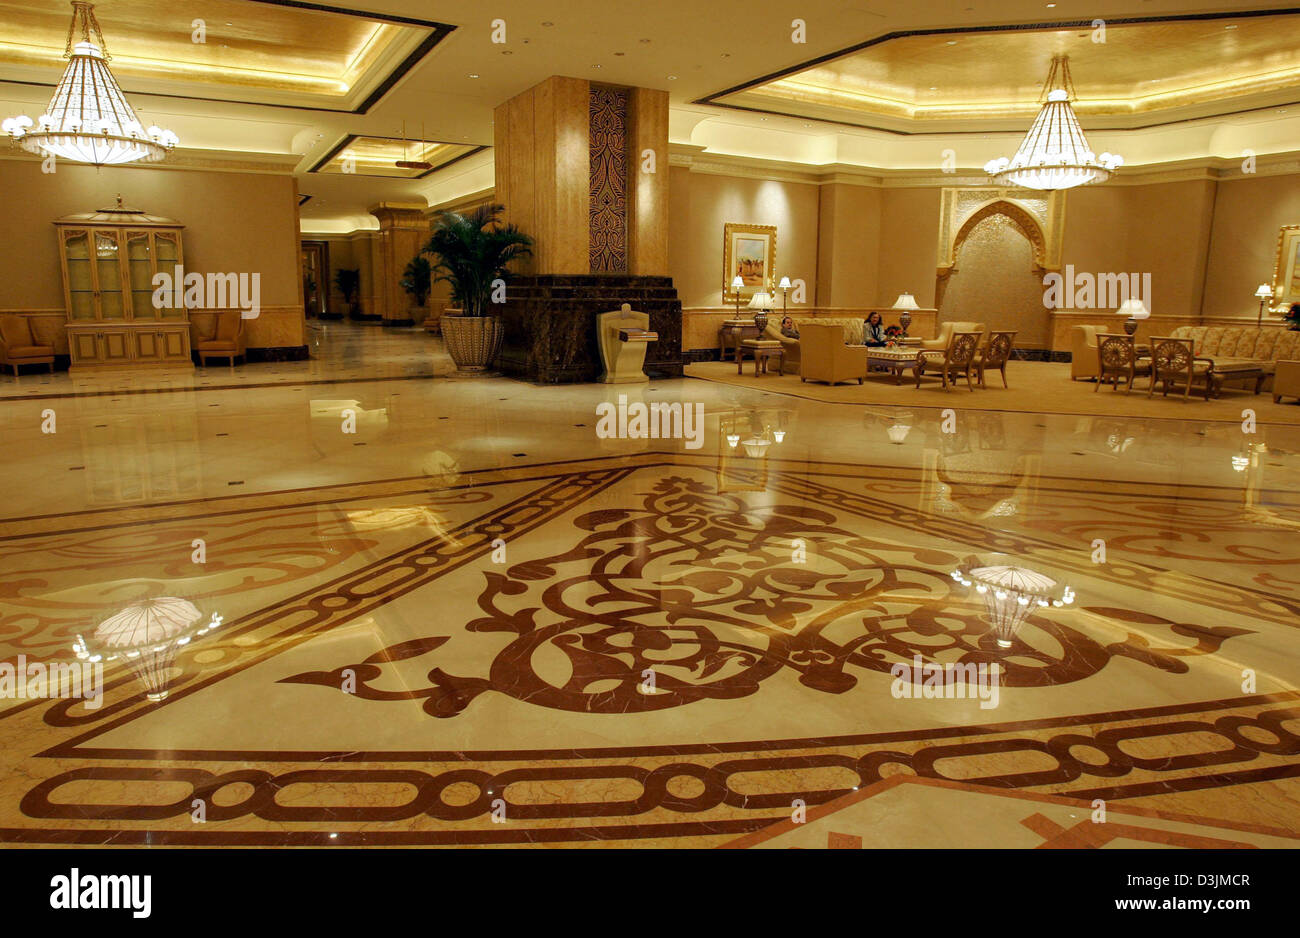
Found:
1273,225 -> 1300,310
723,223 -> 776,301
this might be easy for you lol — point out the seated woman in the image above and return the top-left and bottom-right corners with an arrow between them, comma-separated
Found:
779,315 -> 800,339
863,311 -> 887,347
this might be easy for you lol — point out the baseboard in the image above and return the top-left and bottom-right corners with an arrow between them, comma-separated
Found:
247,346 -> 310,362
382,318 -> 416,327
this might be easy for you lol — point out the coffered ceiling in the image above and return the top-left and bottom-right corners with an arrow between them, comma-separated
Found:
0,0 -> 1296,232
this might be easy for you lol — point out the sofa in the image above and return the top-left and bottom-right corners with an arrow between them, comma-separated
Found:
799,322 -> 868,385
1168,327 -> 1300,386
1275,360 -> 1300,404
1070,325 -> 1105,380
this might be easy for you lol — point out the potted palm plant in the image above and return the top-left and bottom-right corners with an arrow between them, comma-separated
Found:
333,268 -> 363,320
422,204 -> 532,372
399,255 -> 432,325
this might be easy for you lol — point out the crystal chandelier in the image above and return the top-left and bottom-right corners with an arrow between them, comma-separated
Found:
2,1 -> 178,166
984,55 -> 1120,191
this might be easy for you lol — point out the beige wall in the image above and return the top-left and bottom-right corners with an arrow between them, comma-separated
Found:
0,158 -> 304,349
667,166 -> 822,310
1203,173 -> 1300,320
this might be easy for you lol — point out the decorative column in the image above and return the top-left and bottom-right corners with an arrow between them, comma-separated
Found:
369,201 -> 429,327
493,76 -> 682,382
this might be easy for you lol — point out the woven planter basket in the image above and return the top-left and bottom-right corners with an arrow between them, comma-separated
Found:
442,314 -> 504,373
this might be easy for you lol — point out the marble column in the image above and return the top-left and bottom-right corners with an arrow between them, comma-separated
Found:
493,76 -> 682,382
369,202 -> 429,326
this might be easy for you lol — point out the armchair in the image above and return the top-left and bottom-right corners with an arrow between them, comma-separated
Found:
1095,333 -> 1150,393
799,322 -> 867,385
921,320 -> 986,352
1070,325 -> 1103,380
1273,361 -> 1300,404
197,310 -> 248,369
1147,336 -> 1212,401
914,331 -> 981,391
975,331 -> 1017,388
0,314 -> 55,375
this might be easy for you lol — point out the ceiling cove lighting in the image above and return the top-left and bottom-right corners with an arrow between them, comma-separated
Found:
984,55 -> 1121,190
3,1 -> 178,166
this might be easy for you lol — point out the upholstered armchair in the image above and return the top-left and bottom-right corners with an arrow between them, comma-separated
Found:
1095,333 -> 1150,393
0,314 -> 55,375
197,311 -> 248,368
1147,336 -> 1212,400
921,320 -> 986,352
914,331 -> 981,391
762,321 -> 800,375
1273,360 -> 1300,404
975,331 -> 1017,388
799,322 -> 867,385
1070,325 -> 1103,380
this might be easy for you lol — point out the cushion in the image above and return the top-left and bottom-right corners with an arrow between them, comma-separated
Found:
0,316 -> 34,348
215,312 -> 241,342
199,341 -> 238,353
5,345 -> 53,358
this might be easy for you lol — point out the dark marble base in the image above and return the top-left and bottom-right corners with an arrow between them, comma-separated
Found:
349,313 -> 383,323
496,275 -> 684,383
383,318 -> 417,328
316,313 -> 344,321
1010,349 -> 1070,363
684,348 -> 723,363
247,345 -> 310,362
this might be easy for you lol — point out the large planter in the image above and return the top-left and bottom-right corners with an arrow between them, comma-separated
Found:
442,313 -> 503,373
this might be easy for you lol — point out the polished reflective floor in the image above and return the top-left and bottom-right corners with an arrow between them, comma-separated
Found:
1,324 -> 1298,847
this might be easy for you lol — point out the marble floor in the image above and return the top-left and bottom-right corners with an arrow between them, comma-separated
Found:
1,324 -> 1297,847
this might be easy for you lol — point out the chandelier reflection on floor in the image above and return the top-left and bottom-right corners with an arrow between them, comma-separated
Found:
3,2 -> 178,166
952,560 -> 1075,648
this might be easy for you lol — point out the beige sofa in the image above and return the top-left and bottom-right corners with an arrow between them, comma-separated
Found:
1275,360 -> 1300,403
799,322 -> 868,385
1168,327 -> 1300,386
1070,325 -> 1104,380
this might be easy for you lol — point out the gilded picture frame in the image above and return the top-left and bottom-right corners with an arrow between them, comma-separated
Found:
723,223 -> 776,302
1272,225 -> 1300,311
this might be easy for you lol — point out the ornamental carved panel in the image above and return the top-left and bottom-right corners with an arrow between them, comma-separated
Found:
589,85 -> 629,273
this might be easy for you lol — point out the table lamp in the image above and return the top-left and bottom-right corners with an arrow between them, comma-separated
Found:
892,292 -> 920,336
1117,298 -> 1149,336
748,290 -> 774,331
730,275 -> 744,316
1255,284 -> 1273,327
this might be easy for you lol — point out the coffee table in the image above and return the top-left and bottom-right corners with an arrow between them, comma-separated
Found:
862,346 -> 919,385
740,339 -> 784,376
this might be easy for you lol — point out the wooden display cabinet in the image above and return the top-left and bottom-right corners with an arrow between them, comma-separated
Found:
54,200 -> 193,369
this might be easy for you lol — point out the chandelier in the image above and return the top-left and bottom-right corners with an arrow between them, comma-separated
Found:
2,1 -> 178,166
984,55 -> 1121,191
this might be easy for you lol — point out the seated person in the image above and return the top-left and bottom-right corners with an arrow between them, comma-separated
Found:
779,315 -> 800,339
863,311 -> 887,347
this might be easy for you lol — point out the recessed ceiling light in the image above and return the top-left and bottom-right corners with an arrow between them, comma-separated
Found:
946,40 -> 957,45
502,50 -> 512,55
1046,3 -> 1056,7
667,75 -> 677,80
614,52 -> 624,56
639,38 -> 651,43
1225,24 -> 1237,29
469,74 -> 479,79
721,52 -> 730,58
592,64 -> 602,69
930,86 -> 938,91
542,21 -> 554,27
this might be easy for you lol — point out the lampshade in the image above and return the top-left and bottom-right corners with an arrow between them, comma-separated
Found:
1255,284 -> 1273,299
984,57 -> 1121,191
1117,298 -> 1150,319
730,276 -> 745,290
892,293 -> 920,310
748,291 -> 773,310
3,4 -> 177,166
778,276 -> 792,290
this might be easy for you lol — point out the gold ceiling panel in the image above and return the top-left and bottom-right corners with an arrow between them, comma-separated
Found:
712,13 -> 1300,130
0,0 -> 449,112
312,135 -> 483,179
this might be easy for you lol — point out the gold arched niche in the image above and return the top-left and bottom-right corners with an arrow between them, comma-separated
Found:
936,188 -> 1064,279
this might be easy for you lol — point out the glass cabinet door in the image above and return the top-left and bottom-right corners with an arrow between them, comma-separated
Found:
125,231 -> 156,320
153,231 -> 183,319
63,230 -> 96,321
93,230 -> 126,320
